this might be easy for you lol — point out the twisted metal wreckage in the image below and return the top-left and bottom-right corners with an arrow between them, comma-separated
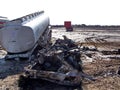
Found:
21,36 -> 95,86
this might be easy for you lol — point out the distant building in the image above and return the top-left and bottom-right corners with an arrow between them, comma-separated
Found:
0,16 -> 9,29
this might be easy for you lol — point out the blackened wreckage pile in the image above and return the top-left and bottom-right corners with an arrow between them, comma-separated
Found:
20,36 -> 95,87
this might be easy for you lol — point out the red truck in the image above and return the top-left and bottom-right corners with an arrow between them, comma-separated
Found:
0,16 -> 8,29
64,21 -> 73,31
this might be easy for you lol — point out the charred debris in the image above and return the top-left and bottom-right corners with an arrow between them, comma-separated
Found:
19,35 -> 96,87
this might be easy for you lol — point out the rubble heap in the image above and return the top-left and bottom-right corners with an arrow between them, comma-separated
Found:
19,36 -> 95,87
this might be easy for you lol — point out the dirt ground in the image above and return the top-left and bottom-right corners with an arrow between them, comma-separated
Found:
0,27 -> 120,90
52,28 -> 120,90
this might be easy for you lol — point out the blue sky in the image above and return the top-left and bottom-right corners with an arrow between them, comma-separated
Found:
0,0 -> 120,25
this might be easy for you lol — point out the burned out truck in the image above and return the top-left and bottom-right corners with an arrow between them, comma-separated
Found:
19,36 -> 95,87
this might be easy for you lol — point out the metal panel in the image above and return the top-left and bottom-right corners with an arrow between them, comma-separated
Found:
0,26 -> 34,53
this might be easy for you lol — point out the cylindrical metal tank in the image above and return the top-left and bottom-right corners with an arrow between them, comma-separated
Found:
0,12 -> 49,53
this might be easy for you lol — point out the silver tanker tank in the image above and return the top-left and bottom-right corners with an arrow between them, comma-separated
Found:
0,11 -> 50,59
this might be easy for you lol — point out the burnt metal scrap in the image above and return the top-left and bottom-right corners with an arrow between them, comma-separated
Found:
23,36 -> 95,86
